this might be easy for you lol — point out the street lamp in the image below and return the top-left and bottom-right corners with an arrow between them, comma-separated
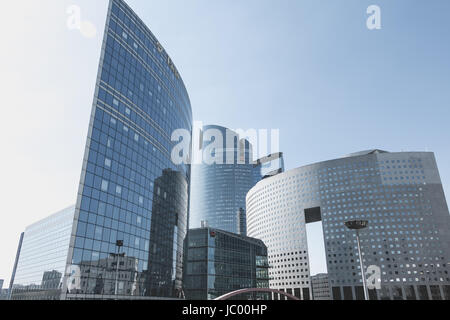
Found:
114,240 -> 124,297
344,220 -> 369,300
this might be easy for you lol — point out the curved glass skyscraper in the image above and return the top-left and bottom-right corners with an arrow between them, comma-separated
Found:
62,0 -> 192,299
247,150 -> 450,300
190,125 -> 254,234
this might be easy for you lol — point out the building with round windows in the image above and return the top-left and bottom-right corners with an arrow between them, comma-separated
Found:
246,150 -> 450,300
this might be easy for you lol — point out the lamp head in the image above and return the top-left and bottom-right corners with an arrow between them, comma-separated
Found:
345,220 -> 368,230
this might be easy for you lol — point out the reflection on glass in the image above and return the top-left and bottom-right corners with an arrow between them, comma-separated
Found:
62,0 -> 192,300
190,125 -> 255,234
184,228 -> 270,300
145,169 -> 188,298
10,206 -> 75,300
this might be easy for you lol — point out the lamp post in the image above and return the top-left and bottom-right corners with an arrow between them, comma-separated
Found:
114,240 -> 123,297
345,220 -> 369,300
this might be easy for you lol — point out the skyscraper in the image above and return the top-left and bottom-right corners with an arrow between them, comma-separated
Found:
9,206 -> 75,300
189,125 -> 254,234
247,150 -> 450,300
61,0 -> 192,300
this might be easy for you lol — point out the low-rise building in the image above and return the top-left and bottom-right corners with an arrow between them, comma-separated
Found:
311,273 -> 331,300
184,227 -> 269,300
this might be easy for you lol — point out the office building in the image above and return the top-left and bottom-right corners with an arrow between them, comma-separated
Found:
9,206 -> 75,300
237,208 -> 247,236
0,280 -> 5,300
247,150 -> 450,300
0,290 -> 7,300
311,273 -> 331,300
183,227 -> 269,300
190,126 -> 284,235
61,0 -> 192,300
0,279 -> 7,300
190,125 -> 254,234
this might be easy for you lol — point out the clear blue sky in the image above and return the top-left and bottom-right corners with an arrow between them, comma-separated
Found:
1,0 -> 449,282
132,0 -> 450,275
130,0 -> 450,186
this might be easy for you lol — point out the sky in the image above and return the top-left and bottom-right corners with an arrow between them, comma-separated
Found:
1,0 -> 450,285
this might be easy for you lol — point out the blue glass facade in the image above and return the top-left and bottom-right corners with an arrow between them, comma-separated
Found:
62,0 -> 192,299
10,206 -> 75,300
184,228 -> 269,300
190,125 -> 254,234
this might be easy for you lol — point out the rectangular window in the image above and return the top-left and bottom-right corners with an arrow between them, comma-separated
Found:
443,285 -> 450,300
368,288 -> 378,300
418,285 -> 429,300
101,180 -> 109,192
343,286 -> 353,300
404,285 -> 416,300
302,287 -> 310,300
430,285 -> 442,300
355,286 -> 365,300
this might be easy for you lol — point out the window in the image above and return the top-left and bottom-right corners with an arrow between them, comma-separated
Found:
101,180 -> 109,192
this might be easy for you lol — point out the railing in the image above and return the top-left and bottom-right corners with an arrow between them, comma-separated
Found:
214,288 -> 300,301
